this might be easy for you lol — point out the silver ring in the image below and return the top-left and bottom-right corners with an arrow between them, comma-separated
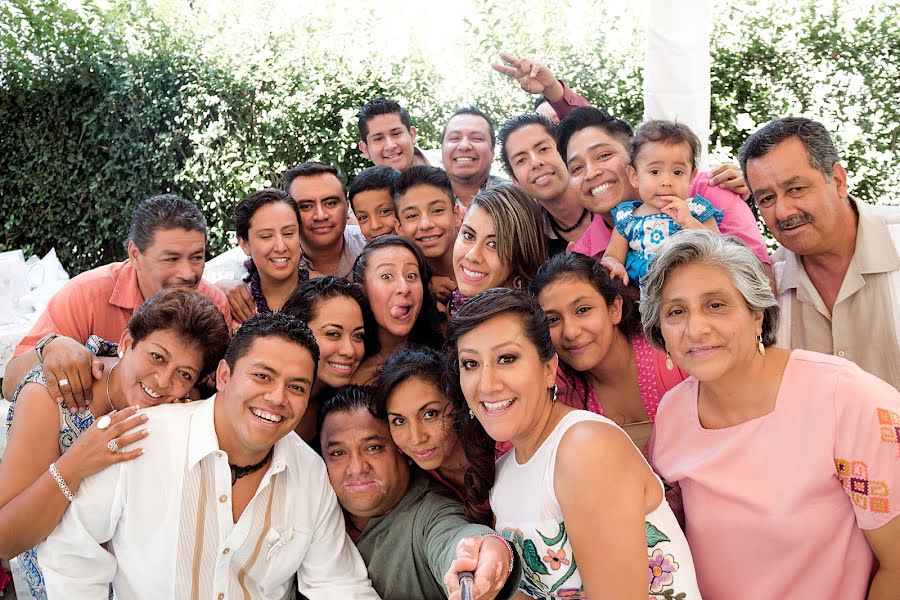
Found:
96,415 -> 112,430
106,440 -> 119,453
58,378 -> 70,387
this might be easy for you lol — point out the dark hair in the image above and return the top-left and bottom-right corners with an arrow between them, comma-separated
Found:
533,95 -> 548,111
443,287 -> 556,525
441,106 -> 496,149
371,344 -> 444,418
498,112 -> 558,175
127,288 -> 230,379
317,384 -> 378,438
125,194 -> 207,252
281,275 -> 379,358
739,116 -> 840,189
234,189 -> 299,241
556,106 -> 634,165
392,165 -> 455,210
532,251 -> 640,336
631,119 -> 701,170
531,252 -> 640,407
282,162 -> 347,199
351,235 -> 445,348
348,166 -> 401,213
469,184 -> 548,291
224,312 -> 320,383
358,98 -> 412,142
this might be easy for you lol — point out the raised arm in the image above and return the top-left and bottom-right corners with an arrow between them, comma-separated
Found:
411,493 -> 520,599
491,52 -> 590,120
555,421 -> 652,599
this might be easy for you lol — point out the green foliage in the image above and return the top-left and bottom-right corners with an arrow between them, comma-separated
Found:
1,0 -> 897,274
709,0 -> 900,204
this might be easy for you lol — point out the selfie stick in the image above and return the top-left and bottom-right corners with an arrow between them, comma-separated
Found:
459,570 -> 475,600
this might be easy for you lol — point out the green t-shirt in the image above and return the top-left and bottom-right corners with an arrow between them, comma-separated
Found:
355,472 -> 519,599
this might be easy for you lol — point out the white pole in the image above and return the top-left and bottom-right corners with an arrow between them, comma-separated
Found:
643,0 -> 713,167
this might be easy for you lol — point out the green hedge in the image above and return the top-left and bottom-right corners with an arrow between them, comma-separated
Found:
1,0 -> 897,274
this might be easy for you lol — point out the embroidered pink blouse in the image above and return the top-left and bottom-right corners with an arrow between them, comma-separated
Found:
649,350 -> 900,599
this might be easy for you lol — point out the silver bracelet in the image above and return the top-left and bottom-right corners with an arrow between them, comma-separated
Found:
49,463 -> 75,502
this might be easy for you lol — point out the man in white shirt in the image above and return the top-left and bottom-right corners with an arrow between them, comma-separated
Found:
39,312 -> 380,599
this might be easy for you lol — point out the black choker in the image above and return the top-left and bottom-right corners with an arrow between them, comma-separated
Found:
548,207 -> 590,235
229,447 -> 274,485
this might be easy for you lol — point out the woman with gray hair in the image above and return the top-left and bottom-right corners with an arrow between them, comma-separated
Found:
640,229 -> 900,600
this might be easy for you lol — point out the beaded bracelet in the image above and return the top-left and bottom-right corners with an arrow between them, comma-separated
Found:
480,532 -> 515,573
49,463 -> 75,502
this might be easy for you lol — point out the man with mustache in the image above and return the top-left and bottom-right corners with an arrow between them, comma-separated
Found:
3,195 -> 231,406
741,116 -> 900,389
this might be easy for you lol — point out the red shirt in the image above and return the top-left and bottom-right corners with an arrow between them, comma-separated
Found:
14,260 -> 230,355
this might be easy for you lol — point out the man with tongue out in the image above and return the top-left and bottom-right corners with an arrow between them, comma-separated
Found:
40,312 -> 380,599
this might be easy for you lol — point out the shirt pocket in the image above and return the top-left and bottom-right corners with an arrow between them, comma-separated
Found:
261,526 -> 313,585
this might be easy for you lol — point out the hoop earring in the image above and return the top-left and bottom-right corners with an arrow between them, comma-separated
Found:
665,352 -> 674,371
757,334 -> 766,356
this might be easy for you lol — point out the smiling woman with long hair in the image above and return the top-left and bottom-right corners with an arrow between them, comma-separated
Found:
371,345 -> 470,503
281,275 -> 378,442
532,251 -> 689,454
233,189 -> 308,328
450,183 -> 547,314
444,288 -> 701,599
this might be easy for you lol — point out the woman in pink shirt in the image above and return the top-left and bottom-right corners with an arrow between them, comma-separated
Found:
641,230 -> 900,600
532,251 -> 687,454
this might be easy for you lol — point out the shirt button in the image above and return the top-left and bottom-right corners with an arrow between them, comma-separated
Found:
219,495 -> 227,503
837,351 -> 845,357
223,547 -> 230,554
215,451 -> 223,458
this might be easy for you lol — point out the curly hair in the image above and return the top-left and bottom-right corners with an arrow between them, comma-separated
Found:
127,288 -> 230,379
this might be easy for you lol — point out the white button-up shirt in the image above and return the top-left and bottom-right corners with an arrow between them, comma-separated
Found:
39,397 -> 380,599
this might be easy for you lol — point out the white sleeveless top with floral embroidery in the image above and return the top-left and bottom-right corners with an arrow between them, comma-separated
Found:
491,410 -> 702,599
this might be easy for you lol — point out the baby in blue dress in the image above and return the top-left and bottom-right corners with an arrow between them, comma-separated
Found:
601,120 -> 723,285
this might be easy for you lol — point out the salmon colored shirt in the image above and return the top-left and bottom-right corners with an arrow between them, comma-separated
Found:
14,260 -> 230,355
650,350 -> 900,600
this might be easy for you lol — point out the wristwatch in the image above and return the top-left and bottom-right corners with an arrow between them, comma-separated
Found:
35,332 -> 59,364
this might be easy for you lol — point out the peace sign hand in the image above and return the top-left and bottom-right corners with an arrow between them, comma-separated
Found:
491,51 -> 563,100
